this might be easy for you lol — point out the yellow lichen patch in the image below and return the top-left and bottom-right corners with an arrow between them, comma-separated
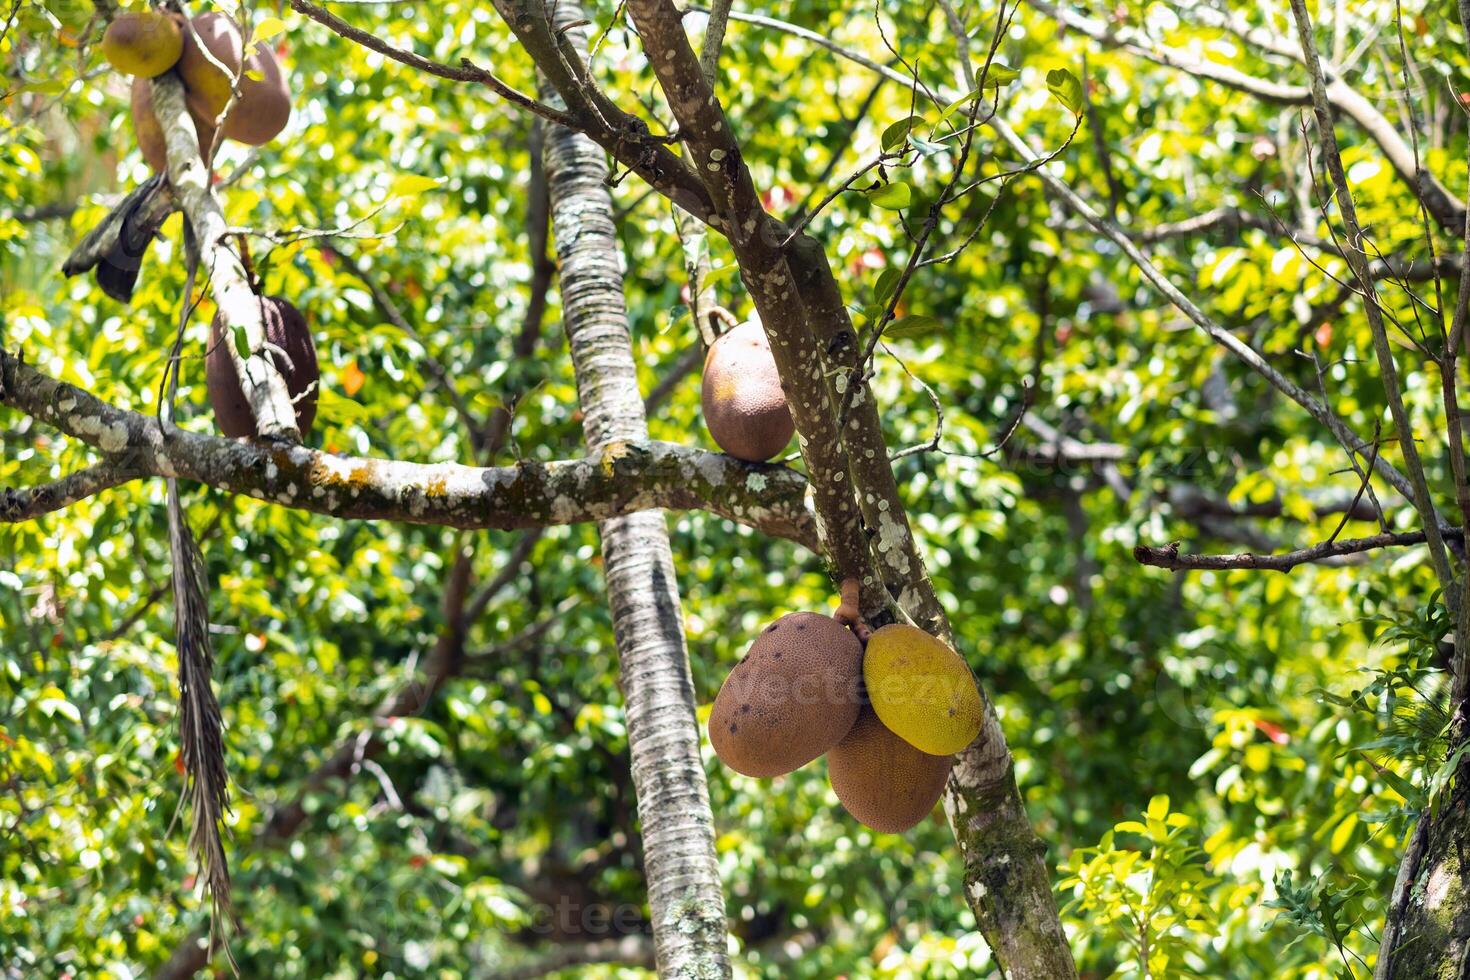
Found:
306,453 -> 374,490
424,475 -> 449,498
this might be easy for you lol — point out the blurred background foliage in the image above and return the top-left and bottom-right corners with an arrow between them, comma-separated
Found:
3,0 -> 1469,976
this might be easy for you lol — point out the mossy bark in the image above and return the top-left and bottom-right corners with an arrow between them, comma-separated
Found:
541,11 -> 732,977
1378,766 -> 1470,978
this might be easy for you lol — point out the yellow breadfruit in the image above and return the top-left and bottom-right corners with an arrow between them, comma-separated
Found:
863,623 -> 982,756
101,11 -> 183,78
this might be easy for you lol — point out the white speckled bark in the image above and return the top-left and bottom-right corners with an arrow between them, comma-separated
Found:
542,11 -> 732,977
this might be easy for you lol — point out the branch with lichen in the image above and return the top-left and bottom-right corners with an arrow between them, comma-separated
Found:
0,454 -> 147,521
0,350 -> 820,548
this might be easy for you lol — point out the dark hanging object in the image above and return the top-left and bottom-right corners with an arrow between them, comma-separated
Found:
61,173 -> 173,303
205,295 -> 319,439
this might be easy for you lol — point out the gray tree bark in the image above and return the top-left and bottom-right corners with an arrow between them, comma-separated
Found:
541,12 -> 732,978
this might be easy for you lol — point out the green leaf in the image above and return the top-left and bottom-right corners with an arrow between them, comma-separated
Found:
232,324 -> 252,360
703,264 -> 740,287
253,16 -> 288,42
874,267 -> 901,307
981,62 -> 1020,89
1047,67 -> 1084,115
867,181 -> 911,210
937,90 -> 981,126
318,388 -> 375,421
885,314 -> 941,338
389,173 -> 442,198
1374,763 -> 1423,807
881,117 -> 916,152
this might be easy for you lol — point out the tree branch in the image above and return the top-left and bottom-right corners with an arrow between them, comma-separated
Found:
0,454 -> 146,521
484,936 -> 655,980
286,0 -> 573,125
151,73 -> 300,441
1024,0 -> 1466,232
1286,0 -> 1456,592
1133,527 -> 1462,572
0,351 -> 819,548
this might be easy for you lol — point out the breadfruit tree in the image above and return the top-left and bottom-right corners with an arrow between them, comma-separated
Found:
7,0 -> 1470,977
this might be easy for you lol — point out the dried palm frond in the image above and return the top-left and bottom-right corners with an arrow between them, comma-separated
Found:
164,225 -> 238,970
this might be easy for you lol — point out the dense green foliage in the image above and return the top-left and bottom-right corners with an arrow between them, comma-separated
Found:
5,0 -> 1469,976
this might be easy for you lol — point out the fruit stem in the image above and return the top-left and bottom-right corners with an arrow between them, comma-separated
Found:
834,577 -> 872,643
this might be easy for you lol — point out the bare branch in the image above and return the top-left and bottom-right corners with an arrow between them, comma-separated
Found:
0,454 -> 146,521
726,9 -> 1450,535
1133,527 -> 1461,572
1024,0 -> 1467,232
287,0 -> 573,125
1286,0 -> 1455,592
150,73 -> 300,441
485,936 -> 656,980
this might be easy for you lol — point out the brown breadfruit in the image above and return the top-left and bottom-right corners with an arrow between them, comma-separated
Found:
129,76 -> 215,173
221,42 -> 290,145
827,706 -> 953,834
206,296 -> 319,439
177,12 -> 290,144
709,611 -> 863,778
700,321 -> 795,462
101,11 -> 183,77
176,12 -> 242,118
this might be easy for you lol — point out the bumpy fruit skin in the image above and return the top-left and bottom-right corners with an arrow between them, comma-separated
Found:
827,706 -> 953,833
206,296 -> 319,439
709,612 -> 863,777
101,11 -> 183,78
177,12 -> 243,118
130,76 -> 215,173
700,321 -> 795,462
863,623 -> 983,756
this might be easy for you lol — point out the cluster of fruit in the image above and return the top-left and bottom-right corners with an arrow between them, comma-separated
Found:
102,9 -> 315,439
102,9 -> 291,172
709,608 -> 983,834
698,320 -> 981,832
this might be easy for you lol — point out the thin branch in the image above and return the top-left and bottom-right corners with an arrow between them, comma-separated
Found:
1024,0 -> 1466,232
643,341 -> 706,414
325,242 -> 482,453
484,936 -> 656,980
729,7 -> 1453,534
462,596 -> 577,667
150,72 -> 300,441
288,0 -> 574,126
0,454 -> 146,521
696,0 -> 732,83
1287,0 -> 1455,592
1134,527 -> 1463,572
463,530 -> 543,626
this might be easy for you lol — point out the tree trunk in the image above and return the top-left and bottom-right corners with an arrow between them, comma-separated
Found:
1377,756 -> 1470,977
541,13 -> 732,978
